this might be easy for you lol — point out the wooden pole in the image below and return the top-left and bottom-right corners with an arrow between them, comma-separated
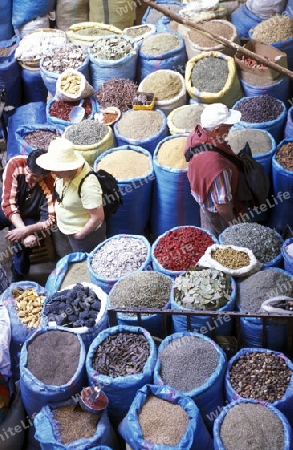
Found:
142,0 -> 293,79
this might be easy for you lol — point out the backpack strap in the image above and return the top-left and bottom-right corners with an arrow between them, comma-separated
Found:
77,171 -> 95,198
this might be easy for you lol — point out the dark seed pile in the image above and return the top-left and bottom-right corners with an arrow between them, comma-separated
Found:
191,56 -> 229,93
24,129 -> 57,150
234,96 -> 283,123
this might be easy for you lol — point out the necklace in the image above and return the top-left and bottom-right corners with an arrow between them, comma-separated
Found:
55,171 -> 76,204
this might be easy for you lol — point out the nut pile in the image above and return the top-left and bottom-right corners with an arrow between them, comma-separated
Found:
276,142 -> 293,171
92,331 -> 150,377
90,36 -> 135,60
230,351 -> 292,402
211,247 -> 250,269
43,283 -> 101,328
12,287 -> 45,328
42,44 -> 87,73
59,72 -> 82,95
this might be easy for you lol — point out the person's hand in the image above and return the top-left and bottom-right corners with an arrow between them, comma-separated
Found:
5,227 -> 28,242
73,231 -> 85,240
41,217 -> 55,230
23,234 -> 40,248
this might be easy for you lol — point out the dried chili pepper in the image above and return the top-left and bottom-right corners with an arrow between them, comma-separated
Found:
49,98 -> 92,122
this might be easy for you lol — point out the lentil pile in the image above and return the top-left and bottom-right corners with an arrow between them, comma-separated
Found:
90,36 -> 134,60
234,96 -> 283,123
12,286 -> 45,328
157,137 -> 188,169
191,56 -> 229,93
251,15 -> 293,44
49,98 -> 92,121
211,247 -> 250,269
41,44 -> 86,73
141,70 -> 183,101
229,351 -> 292,402
26,330 -> 81,385
65,121 -> 108,145
109,271 -> 172,311
23,129 -> 57,150
276,142 -> 293,170
227,129 -> 273,155
139,396 -> 189,446
174,268 -> 232,310
95,78 -> 138,112
238,269 -> 293,313
117,110 -> 163,140
159,335 -> 220,392
188,20 -> 234,47
220,222 -> 282,264
140,32 -> 181,55
53,404 -> 98,444
60,260 -> 91,289
220,403 -> 284,450
92,331 -> 150,377
97,149 -> 150,179
171,104 -> 205,131
90,236 -> 148,278
154,226 -> 215,272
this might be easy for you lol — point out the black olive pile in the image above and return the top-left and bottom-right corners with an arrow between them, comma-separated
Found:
43,283 -> 102,328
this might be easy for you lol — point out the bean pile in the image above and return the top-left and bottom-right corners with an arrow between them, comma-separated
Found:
110,271 -> 172,311
24,129 -> 57,150
95,77 -> 138,112
49,98 -> 92,122
171,104 -> 205,131
97,149 -> 150,179
90,237 -> 148,278
12,287 -> 45,328
276,142 -> 293,170
251,15 -> 293,44
230,351 -> 292,402
220,403 -> 284,450
42,44 -> 87,73
234,96 -> 283,123
53,405 -> 98,444
211,247 -> 250,269
65,120 -> 108,145
227,129 -> 273,155
27,330 -> 81,385
139,396 -> 189,446
238,269 -> 293,314
191,56 -> 229,93
140,32 -> 181,55
157,137 -> 188,169
159,335 -> 220,392
220,222 -> 282,264
60,260 -> 91,289
154,226 -> 215,271
145,3 -> 182,23
141,70 -> 183,101
174,268 -> 231,310
188,20 -> 234,47
90,36 -> 134,60
43,283 -> 102,328
92,331 -> 150,377
117,110 -> 163,140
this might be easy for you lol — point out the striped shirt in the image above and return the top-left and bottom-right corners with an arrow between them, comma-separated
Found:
191,169 -> 233,213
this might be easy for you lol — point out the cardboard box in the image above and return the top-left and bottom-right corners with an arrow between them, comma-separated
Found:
235,40 -> 288,81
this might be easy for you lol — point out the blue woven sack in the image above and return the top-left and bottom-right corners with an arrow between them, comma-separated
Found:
282,238 -> 293,275
240,76 -> 290,106
21,67 -> 48,104
15,124 -> 58,156
231,3 -> 262,38
284,105 -> 293,139
12,0 -> 55,29
45,252 -> 88,293
46,96 -> 96,131
0,1 -> 13,41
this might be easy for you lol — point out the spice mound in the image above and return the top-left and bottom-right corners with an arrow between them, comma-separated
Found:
234,95 -> 283,123
229,351 -> 292,402
53,404 -> 98,444
154,226 -> 215,272
117,110 -> 163,141
23,129 -> 57,151
188,20 -> 234,47
43,283 -> 102,328
276,141 -> 293,171
140,32 -> 181,55
95,77 -> 138,112
220,403 -> 284,450
90,35 -> 135,60
65,120 -> 108,145
41,44 -> 87,73
60,260 -> 91,289
92,331 -> 150,377
12,287 -> 45,329
139,395 -> 189,446
141,70 -> 183,101
211,246 -> 250,269
157,136 -> 188,170
97,149 -> 151,179
27,330 -> 81,385
227,128 -> 273,156
251,15 -> 293,44
49,98 -> 92,122
191,56 -> 229,93
170,104 -> 205,132
174,268 -> 232,310
159,335 -> 220,392
109,271 -> 172,313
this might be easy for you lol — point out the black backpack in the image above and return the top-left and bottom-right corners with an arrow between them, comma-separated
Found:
78,169 -> 123,219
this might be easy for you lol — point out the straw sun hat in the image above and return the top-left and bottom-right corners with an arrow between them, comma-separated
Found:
36,137 -> 85,172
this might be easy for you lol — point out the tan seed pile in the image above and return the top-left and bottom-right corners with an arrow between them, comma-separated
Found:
251,15 -> 293,44
211,247 -> 250,269
141,32 -> 181,55
53,405 -> 98,444
117,110 -> 163,140
138,395 -> 189,445
188,20 -> 233,47
141,71 -> 182,101
60,260 -> 90,289
157,137 -> 188,169
97,149 -> 150,178
12,287 -> 45,328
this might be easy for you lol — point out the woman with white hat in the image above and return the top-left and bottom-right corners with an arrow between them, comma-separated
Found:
36,137 -> 106,256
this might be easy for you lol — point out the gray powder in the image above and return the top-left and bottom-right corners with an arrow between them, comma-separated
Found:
159,335 -> 220,392
227,129 -> 273,155
171,104 -> 205,131
238,269 -> 293,313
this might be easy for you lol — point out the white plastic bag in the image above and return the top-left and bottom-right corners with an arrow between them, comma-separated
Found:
260,296 -> 293,315
198,243 -> 262,277
55,69 -> 95,101
246,0 -> 287,20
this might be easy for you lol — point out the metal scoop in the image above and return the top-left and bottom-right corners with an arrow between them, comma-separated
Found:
78,383 -> 109,415
69,98 -> 85,123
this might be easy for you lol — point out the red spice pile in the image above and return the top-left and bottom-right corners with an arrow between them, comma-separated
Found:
49,98 -> 92,122
154,227 -> 215,271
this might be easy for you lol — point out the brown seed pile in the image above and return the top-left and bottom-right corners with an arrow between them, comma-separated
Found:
276,142 -> 293,171
229,351 -> 292,402
97,149 -> 150,179
140,32 -> 181,55
251,15 -> 293,44
53,404 -> 98,444
211,247 -> 250,269
141,71 -> 183,101
139,395 -> 189,445
157,137 -> 188,169
95,77 -> 138,112
60,260 -> 90,289
92,332 -> 150,377
188,20 -> 234,48
24,129 -> 57,150
117,110 -> 163,140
